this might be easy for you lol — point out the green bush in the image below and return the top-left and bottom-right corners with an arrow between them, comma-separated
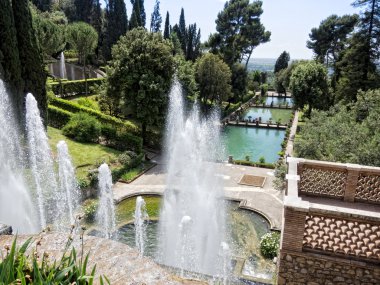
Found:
48,78 -> 105,97
260,232 -> 280,259
76,97 -> 100,111
234,160 -> 275,169
48,105 -> 73,128
49,96 -> 139,135
259,156 -> 266,163
82,198 -> 99,223
63,112 -> 102,142
101,124 -> 143,153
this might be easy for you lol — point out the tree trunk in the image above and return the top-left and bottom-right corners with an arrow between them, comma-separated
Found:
84,56 -> 88,95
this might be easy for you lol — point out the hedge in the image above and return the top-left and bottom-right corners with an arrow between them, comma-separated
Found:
111,153 -> 145,182
48,78 -> 105,97
49,96 -> 139,135
47,105 -> 73,129
233,160 -> 275,169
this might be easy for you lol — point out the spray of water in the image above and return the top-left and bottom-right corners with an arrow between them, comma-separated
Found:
60,51 -> 67,79
158,80 -> 227,276
0,80 -> 38,233
134,196 -> 149,257
57,140 -> 80,225
97,163 -> 116,238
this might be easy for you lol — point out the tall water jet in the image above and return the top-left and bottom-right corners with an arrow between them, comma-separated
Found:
158,81 -> 226,276
57,140 -> 80,225
25,93 -> 59,229
97,163 -> 116,238
59,51 -> 67,79
134,196 -> 149,257
0,80 -> 38,233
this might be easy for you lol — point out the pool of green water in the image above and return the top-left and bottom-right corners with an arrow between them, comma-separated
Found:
242,107 -> 292,123
265,96 -> 293,106
222,125 -> 285,163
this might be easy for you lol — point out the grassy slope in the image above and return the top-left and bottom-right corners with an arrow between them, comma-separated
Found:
47,127 -> 121,180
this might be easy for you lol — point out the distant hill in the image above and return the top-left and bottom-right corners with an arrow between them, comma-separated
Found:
247,58 -> 276,72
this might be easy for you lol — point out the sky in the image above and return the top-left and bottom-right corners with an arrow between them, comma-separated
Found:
102,0 -> 359,59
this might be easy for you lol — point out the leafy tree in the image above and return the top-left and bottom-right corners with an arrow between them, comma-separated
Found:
230,63 -> 247,102
150,0 -> 162,32
195,53 -> 232,106
174,55 -> 198,98
274,51 -> 290,73
103,0 -> 128,60
106,28 -> 174,141
13,0 -> 47,121
295,89 -> 380,167
31,10 -> 66,58
32,0 -> 51,12
60,0 -> 77,22
163,11 -> 170,39
210,0 -> 271,68
66,22 -> 98,94
289,61 -> 330,117
352,0 -> 380,82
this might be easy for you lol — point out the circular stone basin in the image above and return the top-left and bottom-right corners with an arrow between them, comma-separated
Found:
113,196 -> 276,281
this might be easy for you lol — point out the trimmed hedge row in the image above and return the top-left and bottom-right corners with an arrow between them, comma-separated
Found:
233,160 -> 275,169
47,105 -> 143,154
49,78 -> 105,97
48,105 -> 72,129
49,96 -> 139,135
111,153 -> 145,182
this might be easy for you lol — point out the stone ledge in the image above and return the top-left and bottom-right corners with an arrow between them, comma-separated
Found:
0,223 -> 12,235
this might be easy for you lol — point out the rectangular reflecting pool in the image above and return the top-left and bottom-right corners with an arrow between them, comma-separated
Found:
222,125 -> 285,163
243,107 -> 292,123
265,96 -> 293,106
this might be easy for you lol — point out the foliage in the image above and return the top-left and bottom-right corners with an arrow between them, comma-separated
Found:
260,232 -> 280,259
111,153 -> 144,182
82,199 -> 99,223
259,156 -> 265,163
49,78 -> 105,96
273,159 -> 287,191
13,0 -> 47,122
66,22 -> 98,65
76,97 -> 100,111
103,0 -> 128,61
101,124 -> 143,153
48,105 -> 73,128
289,61 -> 330,117
49,96 -> 139,135
0,236 -> 107,284
174,55 -> 198,98
163,11 -> 170,39
63,112 -> 102,143
32,10 -> 66,58
195,53 -> 232,106
118,150 -> 137,165
32,0 -> 51,11
274,51 -> 290,73
106,27 -> 174,141
131,0 -> 146,27
209,0 -> 270,68
295,89 -> 380,167
233,160 -> 275,169
150,0 -> 162,32
230,63 -> 248,102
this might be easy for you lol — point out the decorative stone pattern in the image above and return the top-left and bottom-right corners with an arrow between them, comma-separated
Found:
355,173 -> 380,204
303,214 -> 380,261
298,165 -> 347,199
278,251 -> 380,285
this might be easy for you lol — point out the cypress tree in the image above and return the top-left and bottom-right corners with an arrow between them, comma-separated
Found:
12,0 -> 47,121
163,11 -> 170,39
31,0 -> 51,12
178,8 -> 187,54
0,0 -> 22,88
130,0 -> 142,30
74,0 -> 94,23
131,0 -> 146,27
91,0 -> 103,59
150,0 -> 162,33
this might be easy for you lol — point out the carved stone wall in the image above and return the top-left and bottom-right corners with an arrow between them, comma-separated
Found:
356,173 -> 380,204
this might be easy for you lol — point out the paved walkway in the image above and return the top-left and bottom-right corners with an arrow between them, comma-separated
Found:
113,159 -> 284,230
285,111 -> 299,156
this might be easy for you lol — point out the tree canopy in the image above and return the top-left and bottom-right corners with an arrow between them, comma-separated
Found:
106,28 -> 174,140
274,51 -> 290,73
150,0 -> 162,33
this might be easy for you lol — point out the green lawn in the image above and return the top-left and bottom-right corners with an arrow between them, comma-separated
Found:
48,127 -> 121,180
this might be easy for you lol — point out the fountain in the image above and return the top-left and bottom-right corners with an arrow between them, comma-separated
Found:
134,196 -> 149,257
59,51 -> 67,79
25,93 -> 60,229
96,163 -> 116,238
158,81 -> 227,276
0,80 -> 38,233
57,140 -> 80,225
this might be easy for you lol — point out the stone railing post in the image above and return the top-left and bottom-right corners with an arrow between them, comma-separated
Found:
344,165 -> 360,202
281,207 -> 307,252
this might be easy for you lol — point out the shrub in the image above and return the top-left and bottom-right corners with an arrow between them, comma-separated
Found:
48,78 -> 105,97
259,156 -> 266,163
82,198 -> 99,223
47,105 -> 73,128
233,160 -> 275,169
49,96 -> 139,135
260,232 -> 280,259
63,112 -> 102,142
76,97 -> 100,111
101,124 -> 143,153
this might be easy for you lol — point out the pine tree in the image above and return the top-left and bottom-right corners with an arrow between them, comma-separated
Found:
74,0 -> 94,23
163,11 -> 170,39
103,0 -> 128,60
12,0 -> 47,121
150,0 -> 162,33
131,0 -> 146,27
0,0 -> 22,88
178,8 -> 187,55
